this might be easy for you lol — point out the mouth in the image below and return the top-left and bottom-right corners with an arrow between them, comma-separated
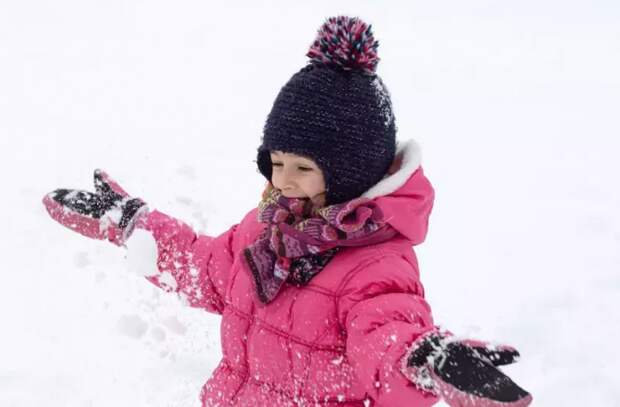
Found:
281,191 -> 307,199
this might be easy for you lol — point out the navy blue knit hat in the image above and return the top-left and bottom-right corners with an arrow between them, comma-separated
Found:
257,16 -> 397,205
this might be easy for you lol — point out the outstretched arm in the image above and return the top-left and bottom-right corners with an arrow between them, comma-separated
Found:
338,255 -> 532,407
135,209 -> 240,314
43,169 -> 249,315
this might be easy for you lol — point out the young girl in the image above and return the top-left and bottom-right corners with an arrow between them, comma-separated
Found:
43,16 -> 532,407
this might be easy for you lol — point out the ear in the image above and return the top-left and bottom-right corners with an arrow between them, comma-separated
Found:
257,150 -> 273,181
387,153 -> 403,175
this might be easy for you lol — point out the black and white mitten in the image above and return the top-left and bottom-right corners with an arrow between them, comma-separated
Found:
43,169 -> 147,246
403,332 -> 532,407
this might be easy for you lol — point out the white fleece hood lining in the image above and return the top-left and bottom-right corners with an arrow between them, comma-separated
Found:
361,139 -> 422,200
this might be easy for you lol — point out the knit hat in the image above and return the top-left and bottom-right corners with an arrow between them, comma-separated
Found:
256,16 -> 397,205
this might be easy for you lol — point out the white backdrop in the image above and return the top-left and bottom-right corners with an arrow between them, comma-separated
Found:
1,1 -> 619,406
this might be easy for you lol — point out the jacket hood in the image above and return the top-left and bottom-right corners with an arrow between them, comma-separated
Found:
362,139 -> 435,245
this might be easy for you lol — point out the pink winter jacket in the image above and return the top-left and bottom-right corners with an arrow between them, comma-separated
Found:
137,140 -> 438,406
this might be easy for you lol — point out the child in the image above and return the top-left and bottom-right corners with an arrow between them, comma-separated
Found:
43,16 -> 532,407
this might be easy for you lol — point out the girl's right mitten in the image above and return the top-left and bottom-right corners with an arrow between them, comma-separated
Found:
42,169 -> 147,246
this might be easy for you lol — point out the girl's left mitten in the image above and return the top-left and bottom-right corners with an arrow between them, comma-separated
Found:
403,331 -> 533,407
42,169 -> 147,246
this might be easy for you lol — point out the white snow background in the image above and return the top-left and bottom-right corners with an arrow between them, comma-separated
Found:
1,1 -> 619,406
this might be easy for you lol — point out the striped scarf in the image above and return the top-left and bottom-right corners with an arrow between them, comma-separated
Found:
243,183 -> 397,303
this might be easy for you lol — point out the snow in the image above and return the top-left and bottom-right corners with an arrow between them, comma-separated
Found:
158,272 -> 179,292
161,316 -> 188,336
116,314 -> 149,339
1,1 -> 619,406
125,228 -> 160,277
99,206 -> 122,233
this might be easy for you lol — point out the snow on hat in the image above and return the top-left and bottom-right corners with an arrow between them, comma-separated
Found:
257,16 -> 396,205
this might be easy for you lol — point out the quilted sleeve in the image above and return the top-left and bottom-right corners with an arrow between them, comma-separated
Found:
133,209 -> 256,314
337,254 -> 439,406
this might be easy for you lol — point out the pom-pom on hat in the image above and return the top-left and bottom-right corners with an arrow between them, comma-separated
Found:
306,15 -> 380,73
257,16 -> 396,205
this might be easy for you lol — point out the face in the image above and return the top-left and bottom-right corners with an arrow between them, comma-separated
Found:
269,151 -> 326,206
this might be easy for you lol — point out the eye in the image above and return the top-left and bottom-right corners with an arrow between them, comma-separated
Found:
271,162 -> 283,167
298,166 -> 313,172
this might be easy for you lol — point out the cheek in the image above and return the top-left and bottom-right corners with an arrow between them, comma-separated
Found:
270,171 -> 283,185
304,174 -> 325,195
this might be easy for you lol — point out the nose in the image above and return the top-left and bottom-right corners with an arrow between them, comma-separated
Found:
275,166 -> 296,191
280,174 -> 295,190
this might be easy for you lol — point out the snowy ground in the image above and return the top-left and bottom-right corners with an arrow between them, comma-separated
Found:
1,1 -> 619,406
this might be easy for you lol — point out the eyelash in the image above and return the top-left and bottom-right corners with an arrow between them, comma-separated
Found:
271,163 -> 313,172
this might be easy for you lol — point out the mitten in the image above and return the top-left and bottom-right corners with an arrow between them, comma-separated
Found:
42,169 -> 147,246
402,331 -> 532,407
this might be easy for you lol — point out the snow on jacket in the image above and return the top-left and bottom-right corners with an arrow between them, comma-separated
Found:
135,139 -> 438,406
